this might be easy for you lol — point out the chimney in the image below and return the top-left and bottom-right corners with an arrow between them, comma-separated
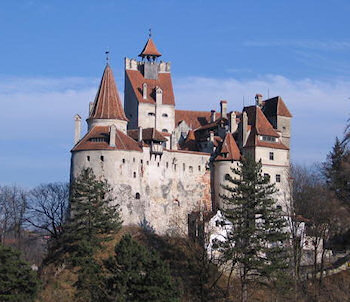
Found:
220,100 -> 227,119
255,94 -> 263,107
74,114 -> 81,145
242,111 -> 248,146
209,131 -> 214,142
138,126 -> 143,142
142,83 -> 147,99
109,124 -> 116,147
210,110 -> 216,123
170,131 -> 178,150
156,86 -> 163,105
89,102 -> 94,115
229,111 -> 237,133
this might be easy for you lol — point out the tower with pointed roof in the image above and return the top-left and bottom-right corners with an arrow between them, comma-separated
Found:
87,64 -> 128,133
124,35 -> 175,138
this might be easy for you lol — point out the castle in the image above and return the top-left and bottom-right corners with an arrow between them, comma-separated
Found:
70,36 -> 292,235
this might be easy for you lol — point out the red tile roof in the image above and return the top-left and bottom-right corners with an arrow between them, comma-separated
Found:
127,128 -> 167,142
181,130 -> 198,151
72,126 -> 142,152
126,69 -> 175,105
139,38 -> 162,58
175,110 -> 223,129
244,106 -> 279,137
215,133 -> 241,161
262,96 -> 292,118
244,128 -> 289,150
89,64 -> 128,121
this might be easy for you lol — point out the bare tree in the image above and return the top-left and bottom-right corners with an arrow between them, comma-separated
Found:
26,183 -> 69,241
0,185 -> 27,248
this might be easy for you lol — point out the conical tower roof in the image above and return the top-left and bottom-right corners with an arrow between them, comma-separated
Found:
89,64 -> 128,121
139,38 -> 162,58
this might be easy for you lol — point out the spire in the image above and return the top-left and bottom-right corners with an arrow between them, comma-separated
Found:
89,64 -> 128,121
138,34 -> 162,60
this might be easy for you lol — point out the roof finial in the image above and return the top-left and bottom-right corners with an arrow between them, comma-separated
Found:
148,28 -> 152,38
105,50 -> 110,64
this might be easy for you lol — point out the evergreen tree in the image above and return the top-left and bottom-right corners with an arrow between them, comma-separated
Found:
104,234 -> 179,302
0,244 -> 39,302
64,168 -> 122,261
61,168 -> 122,302
218,156 -> 288,302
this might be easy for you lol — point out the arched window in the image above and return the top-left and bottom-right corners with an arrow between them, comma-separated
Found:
162,129 -> 168,133
135,193 -> 140,199
162,113 -> 168,117
148,112 -> 155,116
133,172 -> 136,178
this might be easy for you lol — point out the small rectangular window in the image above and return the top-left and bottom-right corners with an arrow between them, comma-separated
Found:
133,158 -> 135,163
183,163 -> 186,171
198,165 -> 201,172
140,159 -> 143,164
87,156 -> 90,161
189,166 -> 193,173
100,156 -> 104,162
269,152 -> 274,160
276,174 -> 281,182
122,158 -> 125,163
264,173 -> 270,181
166,162 -> 169,168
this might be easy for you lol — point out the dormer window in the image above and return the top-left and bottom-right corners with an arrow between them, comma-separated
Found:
260,135 -> 277,142
89,137 -> 108,143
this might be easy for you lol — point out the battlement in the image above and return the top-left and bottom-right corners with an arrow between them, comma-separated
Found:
125,57 -> 171,73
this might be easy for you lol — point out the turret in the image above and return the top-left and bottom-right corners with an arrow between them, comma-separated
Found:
87,64 -> 128,133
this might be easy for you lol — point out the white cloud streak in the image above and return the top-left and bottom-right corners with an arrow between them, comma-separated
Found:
0,74 -> 349,185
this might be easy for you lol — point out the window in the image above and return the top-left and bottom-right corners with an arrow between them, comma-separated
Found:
157,162 -> 160,167
264,173 -> 270,181
166,162 -> 169,168
276,174 -> 281,182
90,137 -> 108,142
261,136 -> 277,142
133,172 -> 136,178
183,163 -> 186,171
122,158 -> 125,163
148,112 -> 155,116
269,152 -> 274,160
224,173 -> 230,181
198,165 -> 201,172
100,156 -> 104,162
174,164 -> 177,171
276,205 -> 282,210
189,166 -> 193,173
162,113 -> 168,117
140,159 -> 143,164
147,161 -> 149,165
87,156 -> 90,161
135,193 -> 140,199
162,129 -> 168,133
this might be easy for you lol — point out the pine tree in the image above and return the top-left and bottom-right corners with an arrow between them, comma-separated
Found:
61,168 -> 122,302
0,244 -> 39,302
218,156 -> 288,302
104,234 -> 180,302
323,137 -> 350,205
64,168 -> 122,261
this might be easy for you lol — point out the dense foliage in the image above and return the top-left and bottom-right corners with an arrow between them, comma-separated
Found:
104,234 -> 180,302
0,244 -> 39,302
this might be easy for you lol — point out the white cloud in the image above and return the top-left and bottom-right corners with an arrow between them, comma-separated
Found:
0,74 -> 349,185
173,75 -> 350,164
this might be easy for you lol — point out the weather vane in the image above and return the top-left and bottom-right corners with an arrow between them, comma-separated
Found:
148,28 -> 152,38
105,50 -> 110,63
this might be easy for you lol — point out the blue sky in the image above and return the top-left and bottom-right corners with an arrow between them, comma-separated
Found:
0,0 -> 349,186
